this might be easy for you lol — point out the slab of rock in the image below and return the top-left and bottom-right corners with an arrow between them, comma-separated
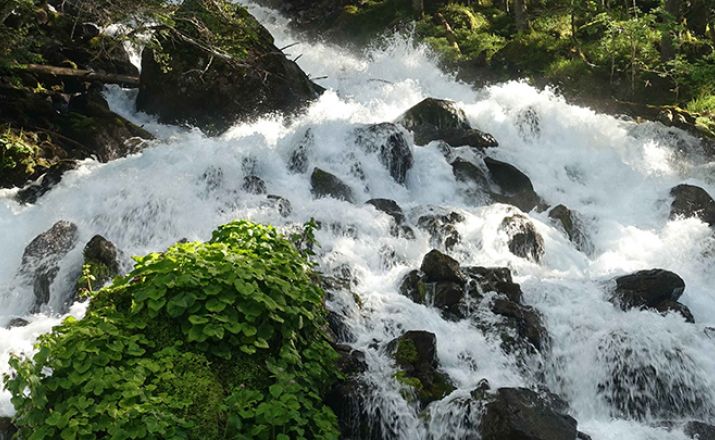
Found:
354,123 -> 413,184
670,184 -> 715,227
462,266 -> 523,303
480,388 -> 578,440
613,269 -> 685,308
491,299 -> 548,351
684,421 -> 715,440
366,198 -> 405,224
310,168 -> 354,202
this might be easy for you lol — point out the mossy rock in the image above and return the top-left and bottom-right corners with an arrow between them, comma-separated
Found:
137,0 -> 322,134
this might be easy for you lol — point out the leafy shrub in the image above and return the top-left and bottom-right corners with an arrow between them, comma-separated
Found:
4,221 -> 340,440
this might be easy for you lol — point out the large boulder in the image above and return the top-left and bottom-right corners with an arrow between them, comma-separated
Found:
397,98 -> 497,149
479,388 -> 579,440
310,168 -> 355,202
670,184 -> 715,227
388,331 -> 455,406
611,269 -> 693,322
490,299 -> 548,351
420,249 -> 464,283
354,123 -> 413,184
501,214 -> 545,263
485,157 -> 542,212
462,266 -> 523,303
19,221 -> 79,312
136,0 -> 322,134
366,198 -> 405,224
451,157 -> 490,190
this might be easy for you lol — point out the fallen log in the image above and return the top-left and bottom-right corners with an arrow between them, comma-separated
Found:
14,64 -> 140,86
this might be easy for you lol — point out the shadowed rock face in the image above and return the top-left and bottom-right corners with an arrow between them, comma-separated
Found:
396,97 -> 497,149
137,0 -> 322,134
485,157 -> 543,212
670,184 -> 715,227
480,388 -> 578,440
610,269 -> 693,323
310,168 -> 355,202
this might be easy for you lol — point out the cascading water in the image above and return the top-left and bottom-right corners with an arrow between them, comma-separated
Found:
1,2 -> 714,439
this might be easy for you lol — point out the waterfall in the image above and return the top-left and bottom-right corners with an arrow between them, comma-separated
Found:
1,2 -> 714,438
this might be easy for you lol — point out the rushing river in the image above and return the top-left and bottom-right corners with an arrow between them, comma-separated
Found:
1,2 -> 714,439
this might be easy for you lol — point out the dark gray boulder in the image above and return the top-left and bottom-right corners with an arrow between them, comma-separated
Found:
611,269 -> 693,323
420,249 -> 464,283
242,175 -> 267,195
548,204 -> 592,253
387,330 -> 455,406
485,157 -> 543,212
310,168 -> 355,202
501,214 -> 545,262
480,388 -> 578,440
613,269 -> 685,308
74,235 -> 121,300
491,299 -> 548,351
451,157 -> 490,189
670,184 -> 715,227
462,266 -> 523,303
354,123 -> 413,184
396,97 -> 497,149
20,221 -> 79,312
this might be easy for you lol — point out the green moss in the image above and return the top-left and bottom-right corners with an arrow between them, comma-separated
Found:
394,338 -> 418,366
332,0 -> 415,45
0,126 -> 53,188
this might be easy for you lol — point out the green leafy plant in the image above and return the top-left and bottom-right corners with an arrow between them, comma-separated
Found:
4,220 -> 340,440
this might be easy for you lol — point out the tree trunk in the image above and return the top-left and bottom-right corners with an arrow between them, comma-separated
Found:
513,0 -> 527,31
15,64 -> 140,87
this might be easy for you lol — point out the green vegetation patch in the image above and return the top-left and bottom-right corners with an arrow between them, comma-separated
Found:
4,220 -> 341,439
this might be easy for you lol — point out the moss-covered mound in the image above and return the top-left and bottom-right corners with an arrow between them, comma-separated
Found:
137,0 -> 322,134
3,221 -> 341,439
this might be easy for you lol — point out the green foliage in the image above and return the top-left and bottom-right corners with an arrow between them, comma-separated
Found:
4,220 -> 340,440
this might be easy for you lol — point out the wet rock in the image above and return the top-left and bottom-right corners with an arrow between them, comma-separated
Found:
366,198 -> 405,224
430,282 -> 466,320
548,204 -> 592,253
462,266 -> 523,303
20,221 -> 79,312
485,157 -> 542,212
451,157 -> 490,189
417,212 -> 464,251
137,0 -> 322,134
670,184 -> 715,227
326,311 -> 354,344
7,318 -> 29,328
310,168 -> 355,202
16,160 -> 78,205
684,421 -> 715,440
0,417 -> 17,440
420,249 -> 464,283
399,270 -> 427,304
242,175 -> 267,194
501,214 -> 545,262
354,123 -> 413,184
76,235 -> 120,296
479,388 -> 578,440
491,299 -> 548,351
65,89 -> 152,162
266,194 -> 292,217
612,269 -> 685,309
325,347 -> 388,440
654,300 -> 695,323
397,98 -> 497,149
388,330 -> 455,406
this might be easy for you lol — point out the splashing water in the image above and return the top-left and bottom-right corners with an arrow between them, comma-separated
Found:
1,2 -> 714,439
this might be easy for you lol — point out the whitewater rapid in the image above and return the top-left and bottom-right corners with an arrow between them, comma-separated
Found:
1,2 -> 714,439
